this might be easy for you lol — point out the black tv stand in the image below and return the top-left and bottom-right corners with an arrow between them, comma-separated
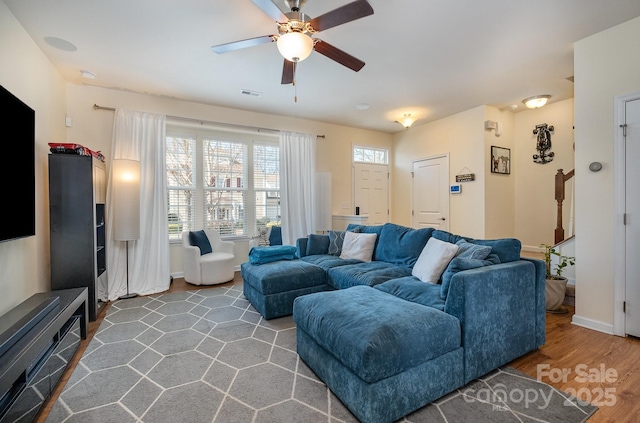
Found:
0,288 -> 87,423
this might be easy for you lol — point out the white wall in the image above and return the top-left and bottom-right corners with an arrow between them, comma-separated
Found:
0,3 -> 67,316
514,99 -> 575,250
573,16 -> 640,331
392,107 -> 487,237
484,107 -> 516,239
392,105 -> 522,240
65,84 -> 393,275
391,101 -> 578,250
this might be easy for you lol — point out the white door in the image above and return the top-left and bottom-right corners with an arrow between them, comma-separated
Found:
354,163 -> 389,225
625,98 -> 640,337
412,155 -> 449,230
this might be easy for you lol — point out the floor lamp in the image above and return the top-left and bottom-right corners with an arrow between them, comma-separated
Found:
113,159 -> 140,300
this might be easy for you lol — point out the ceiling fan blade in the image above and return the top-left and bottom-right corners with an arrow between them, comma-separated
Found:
281,60 -> 295,84
313,40 -> 365,72
252,0 -> 288,22
211,35 -> 276,54
309,0 -> 374,32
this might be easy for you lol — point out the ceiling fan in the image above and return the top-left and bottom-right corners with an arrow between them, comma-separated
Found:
211,0 -> 374,84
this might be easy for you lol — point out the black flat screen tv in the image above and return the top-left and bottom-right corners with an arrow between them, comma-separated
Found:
0,85 -> 35,242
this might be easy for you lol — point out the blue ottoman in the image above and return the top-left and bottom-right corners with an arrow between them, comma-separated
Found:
241,260 -> 330,320
294,286 -> 464,423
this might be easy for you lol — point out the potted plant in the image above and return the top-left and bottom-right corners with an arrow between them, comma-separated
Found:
541,244 -> 575,312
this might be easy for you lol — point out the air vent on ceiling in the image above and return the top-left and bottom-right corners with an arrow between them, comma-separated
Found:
240,89 -> 262,97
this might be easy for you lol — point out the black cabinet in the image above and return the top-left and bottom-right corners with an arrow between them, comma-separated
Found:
49,154 -> 107,321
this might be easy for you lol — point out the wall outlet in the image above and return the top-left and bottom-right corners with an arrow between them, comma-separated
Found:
342,202 -> 349,209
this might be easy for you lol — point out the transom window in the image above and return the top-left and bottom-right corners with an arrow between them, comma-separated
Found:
353,146 -> 388,164
165,126 -> 279,241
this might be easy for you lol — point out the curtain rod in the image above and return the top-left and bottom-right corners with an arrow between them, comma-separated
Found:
92,104 -> 325,138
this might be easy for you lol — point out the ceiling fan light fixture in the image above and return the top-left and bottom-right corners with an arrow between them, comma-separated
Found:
522,95 -> 551,109
277,32 -> 314,62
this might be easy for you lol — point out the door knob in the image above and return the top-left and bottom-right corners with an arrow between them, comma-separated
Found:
439,217 -> 446,221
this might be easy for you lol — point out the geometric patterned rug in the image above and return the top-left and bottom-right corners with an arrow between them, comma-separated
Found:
44,284 -> 598,423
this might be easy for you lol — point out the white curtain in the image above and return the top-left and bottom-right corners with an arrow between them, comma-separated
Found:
279,131 -> 317,245
106,109 -> 170,300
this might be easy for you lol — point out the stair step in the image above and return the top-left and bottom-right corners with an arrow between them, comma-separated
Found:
563,284 -> 575,306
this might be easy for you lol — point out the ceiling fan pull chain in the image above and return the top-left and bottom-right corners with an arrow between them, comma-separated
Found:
294,62 -> 298,103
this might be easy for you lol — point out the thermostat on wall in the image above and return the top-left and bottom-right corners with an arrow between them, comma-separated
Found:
450,184 -> 461,194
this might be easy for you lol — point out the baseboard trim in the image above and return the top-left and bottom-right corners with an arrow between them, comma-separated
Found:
170,266 -> 240,280
571,314 -> 615,335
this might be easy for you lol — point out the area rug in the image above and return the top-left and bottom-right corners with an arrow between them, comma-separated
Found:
45,284 -> 598,423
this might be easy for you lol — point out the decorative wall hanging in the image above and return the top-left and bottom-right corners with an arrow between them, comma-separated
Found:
456,166 -> 476,182
491,146 -> 511,174
533,123 -> 554,164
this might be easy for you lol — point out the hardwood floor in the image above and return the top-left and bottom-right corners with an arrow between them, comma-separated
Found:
510,307 -> 640,422
35,271 -> 639,423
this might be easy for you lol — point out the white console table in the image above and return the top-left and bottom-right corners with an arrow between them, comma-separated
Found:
332,214 -> 369,231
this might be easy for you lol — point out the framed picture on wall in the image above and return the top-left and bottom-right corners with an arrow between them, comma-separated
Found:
491,146 -> 511,175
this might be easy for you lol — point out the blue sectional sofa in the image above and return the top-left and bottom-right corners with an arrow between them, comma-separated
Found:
241,222 -> 546,423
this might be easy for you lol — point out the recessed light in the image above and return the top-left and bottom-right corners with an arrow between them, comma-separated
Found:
44,36 -> 77,52
355,103 -> 370,110
80,70 -> 97,79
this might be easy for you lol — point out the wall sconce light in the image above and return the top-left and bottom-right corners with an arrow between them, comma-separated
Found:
484,120 -> 501,137
522,95 -> 551,109
396,113 -> 416,129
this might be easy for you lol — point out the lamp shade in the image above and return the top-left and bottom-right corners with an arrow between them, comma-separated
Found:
277,32 -> 314,62
112,159 -> 140,241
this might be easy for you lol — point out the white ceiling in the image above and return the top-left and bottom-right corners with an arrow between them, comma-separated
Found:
5,0 -> 640,133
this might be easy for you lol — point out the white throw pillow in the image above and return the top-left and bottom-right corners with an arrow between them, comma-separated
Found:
412,238 -> 459,283
340,232 -> 377,262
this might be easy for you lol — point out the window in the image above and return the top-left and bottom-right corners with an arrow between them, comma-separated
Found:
166,134 -> 195,238
166,126 -> 279,241
353,146 -> 388,164
254,143 -> 280,230
202,139 -> 247,236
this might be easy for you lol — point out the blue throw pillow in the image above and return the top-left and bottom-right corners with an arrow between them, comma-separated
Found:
455,239 -> 492,260
467,238 -> 521,263
432,230 -> 464,245
188,230 -> 212,255
433,230 -> 521,263
440,254 -> 501,299
307,234 -> 329,255
376,223 -> 434,267
328,230 -> 346,256
269,226 -> 282,246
